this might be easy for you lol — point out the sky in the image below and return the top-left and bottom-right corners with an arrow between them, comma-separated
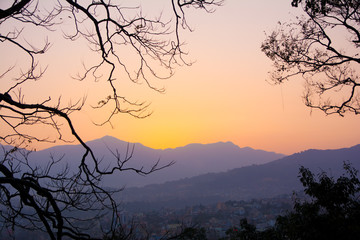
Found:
1,0 -> 360,155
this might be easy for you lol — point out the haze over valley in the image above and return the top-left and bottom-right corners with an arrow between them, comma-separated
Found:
4,136 -> 359,209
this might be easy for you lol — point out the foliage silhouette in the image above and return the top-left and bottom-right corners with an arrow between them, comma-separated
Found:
275,162 -> 360,240
262,0 -> 360,116
173,227 -> 207,240
223,162 -> 360,240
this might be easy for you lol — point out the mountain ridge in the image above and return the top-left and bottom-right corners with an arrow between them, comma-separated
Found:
1,136 -> 285,187
120,143 -> 360,209
88,135 -> 269,154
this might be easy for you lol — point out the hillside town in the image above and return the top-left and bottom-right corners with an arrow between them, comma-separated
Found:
113,194 -> 294,239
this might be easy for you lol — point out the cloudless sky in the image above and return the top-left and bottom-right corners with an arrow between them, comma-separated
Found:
1,0 -> 360,155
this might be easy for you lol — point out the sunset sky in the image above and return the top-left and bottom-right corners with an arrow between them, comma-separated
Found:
2,0 -> 360,155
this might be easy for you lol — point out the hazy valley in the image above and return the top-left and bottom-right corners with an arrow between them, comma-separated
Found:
3,136 -> 360,210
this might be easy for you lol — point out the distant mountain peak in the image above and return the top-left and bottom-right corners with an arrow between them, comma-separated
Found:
164,141 -> 249,151
99,135 -> 118,141
88,135 -> 124,144
23,136 -> 286,187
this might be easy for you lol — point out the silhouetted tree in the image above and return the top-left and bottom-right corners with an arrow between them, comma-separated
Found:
262,0 -> 360,116
223,218 -> 277,240
223,162 -> 360,240
224,219 -> 257,240
274,162 -> 360,240
0,0 -> 223,239
176,227 -> 207,240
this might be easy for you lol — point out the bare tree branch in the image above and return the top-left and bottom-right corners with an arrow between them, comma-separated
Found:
0,0 -> 222,239
262,0 -> 360,115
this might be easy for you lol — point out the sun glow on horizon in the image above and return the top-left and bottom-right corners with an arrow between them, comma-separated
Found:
2,0 -> 360,156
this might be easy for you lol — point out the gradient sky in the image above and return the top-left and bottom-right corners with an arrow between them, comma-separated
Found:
2,0 -> 360,155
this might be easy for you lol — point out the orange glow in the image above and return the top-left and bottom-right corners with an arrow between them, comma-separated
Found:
2,1 -> 360,155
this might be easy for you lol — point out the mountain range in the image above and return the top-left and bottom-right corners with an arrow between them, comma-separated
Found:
2,136 -> 360,210
1,136 -> 284,188
120,144 -> 360,210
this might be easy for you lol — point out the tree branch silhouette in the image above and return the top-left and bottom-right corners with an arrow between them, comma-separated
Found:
0,0 -> 222,239
262,0 -> 360,116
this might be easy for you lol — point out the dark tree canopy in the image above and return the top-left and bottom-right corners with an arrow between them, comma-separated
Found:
262,0 -> 360,116
275,162 -> 360,240
0,0 -> 223,239
222,163 -> 360,240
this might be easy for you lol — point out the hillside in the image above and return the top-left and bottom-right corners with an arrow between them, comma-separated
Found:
120,145 -> 360,209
